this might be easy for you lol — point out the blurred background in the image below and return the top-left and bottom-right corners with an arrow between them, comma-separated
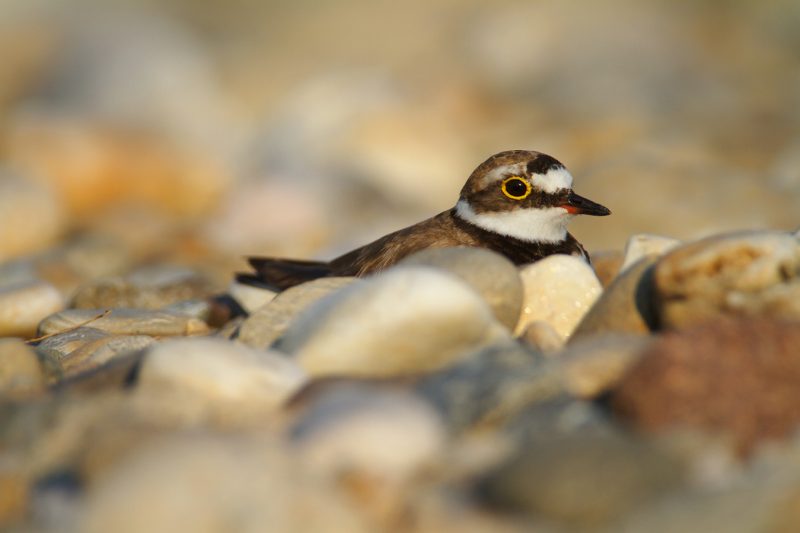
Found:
1,0 -> 799,284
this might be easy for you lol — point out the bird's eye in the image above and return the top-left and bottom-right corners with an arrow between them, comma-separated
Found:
501,177 -> 532,200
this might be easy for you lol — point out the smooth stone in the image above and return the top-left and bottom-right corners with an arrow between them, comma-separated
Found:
610,317 -> 800,457
36,327 -> 153,382
516,255 -> 602,339
591,250 -> 624,288
398,247 -> 523,330
0,338 -> 46,399
58,235 -> 134,281
520,321 -> 564,353
38,309 -> 209,337
502,396 -> 614,443
160,299 -> 212,320
36,327 -> 109,364
227,280 -> 276,314
479,427 -> 683,527
620,233 -> 681,272
290,383 -> 445,477
79,434 -> 369,533
556,334 -> 651,399
70,266 -> 217,310
57,335 -> 155,378
236,277 -> 358,349
0,281 -> 65,338
137,338 -> 307,411
416,341 -> 559,432
0,174 -> 64,261
275,267 -> 510,378
570,256 -> 659,340
653,230 -> 800,329
0,259 -> 38,288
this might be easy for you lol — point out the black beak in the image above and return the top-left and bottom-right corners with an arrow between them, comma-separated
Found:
561,191 -> 611,216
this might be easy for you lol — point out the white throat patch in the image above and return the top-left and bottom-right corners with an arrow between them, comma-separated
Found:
455,200 -> 572,243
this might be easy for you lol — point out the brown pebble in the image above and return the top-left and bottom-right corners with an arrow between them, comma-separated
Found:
610,317 -> 800,457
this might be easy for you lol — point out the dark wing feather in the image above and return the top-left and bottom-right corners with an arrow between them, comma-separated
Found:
236,257 -> 332,291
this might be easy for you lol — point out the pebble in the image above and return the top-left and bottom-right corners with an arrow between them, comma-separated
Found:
557,334 -> 651,399
590,250 -> 624,288
0,172 -> 65,261
570,256 -> 659,340
78,434 -> 370,533
653,230 -> 800,329
0,338 -> 46,399
290,382 -> 445,478
398,247 -> 523,330
516,255 -> 602,339
236,277 -> 358,349
479,424 -> 683,527
137,338 -> 307,412
38,309 -> 209,337
226,280 -> 276,314
275,267 -> 510,377
620,233 -> 681,272
70,266 -> 217,310
611,317 -> 800,456
416,341 -> 558,432
0,281 -> 65,338
520,321 -> 564,353
41,330 -> 154,379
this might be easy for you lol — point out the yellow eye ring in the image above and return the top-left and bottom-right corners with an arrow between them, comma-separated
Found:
501,176 -> 532,200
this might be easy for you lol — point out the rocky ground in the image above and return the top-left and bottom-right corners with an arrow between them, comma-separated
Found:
2,0 -> 800,532
3,232 -> 800,532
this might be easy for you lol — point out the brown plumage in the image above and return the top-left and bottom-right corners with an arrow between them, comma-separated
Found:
237,150 -> 610,291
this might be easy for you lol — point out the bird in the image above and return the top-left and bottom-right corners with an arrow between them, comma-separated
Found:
237,150 -> 610,291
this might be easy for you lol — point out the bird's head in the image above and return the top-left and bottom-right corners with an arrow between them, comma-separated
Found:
456,150 -> 610,243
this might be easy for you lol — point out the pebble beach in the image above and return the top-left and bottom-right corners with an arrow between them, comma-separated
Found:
2,1 -> 800,532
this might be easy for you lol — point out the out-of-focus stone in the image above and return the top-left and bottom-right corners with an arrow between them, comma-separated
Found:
557,334 -> 651,399
78,434 -> 369,533
620,234 -> 680,272
591,250 -> 624,288
520,321 -> 564,353
0,458 -> 28,527
275,267 -> 510,378
479,426 -> 683,527
0,281 -> 65,338
237,277 -> 357,349
227,280 -> 276,315
416,342 -> 558,432
8,121 -> 232,225
516,255 -> 602,339
571,256 -> 658,340
0,172 -> 65,261
70,266 -> 217,310
398,247 -> 523,330
654,231 -> 800,329
137,338 -> 306,413
29,236 -> 136,298
611,317 -> 800,456
38,309 -> 209,337
290,383 -> 445,478
0,338 -> 46,400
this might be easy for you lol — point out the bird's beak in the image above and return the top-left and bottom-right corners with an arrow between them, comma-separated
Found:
560,191 -> 611,216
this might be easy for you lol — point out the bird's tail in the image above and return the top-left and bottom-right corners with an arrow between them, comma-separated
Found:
235,257 -> 332,291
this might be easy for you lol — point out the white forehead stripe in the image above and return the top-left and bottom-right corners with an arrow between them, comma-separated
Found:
534,166 -> 573,194
455,200 -> 572,243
